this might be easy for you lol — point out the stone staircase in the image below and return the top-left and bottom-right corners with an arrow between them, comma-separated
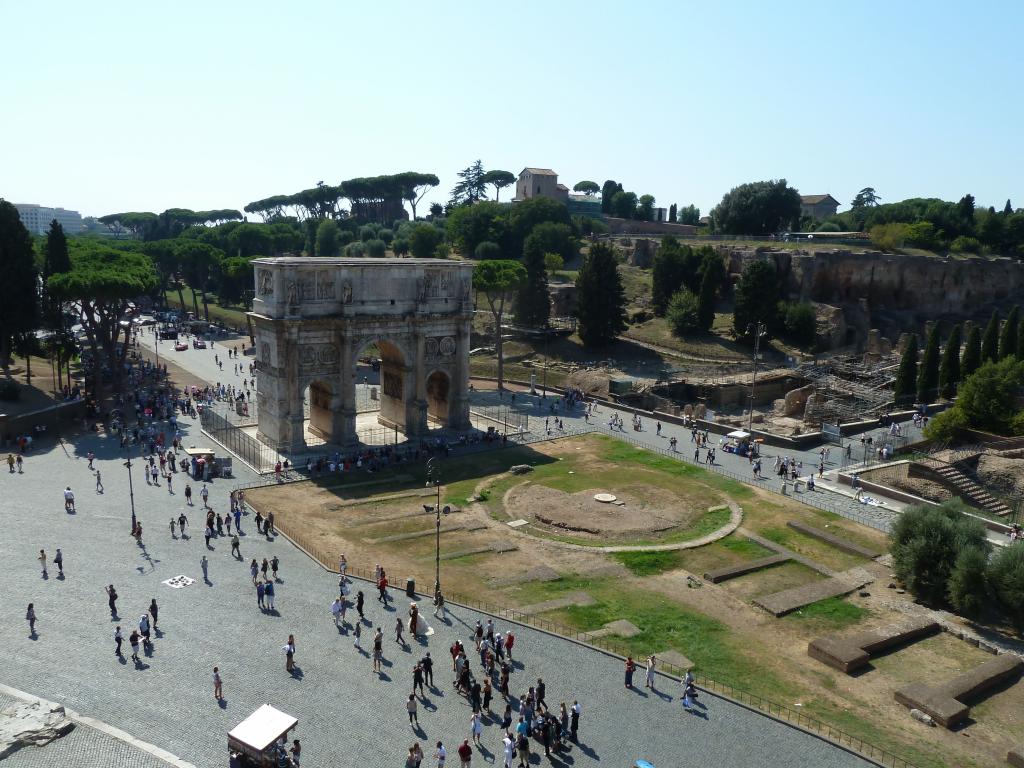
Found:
915,458 -> 1012,518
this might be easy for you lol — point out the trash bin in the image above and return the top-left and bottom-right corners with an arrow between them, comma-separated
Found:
406,578 -> 416,597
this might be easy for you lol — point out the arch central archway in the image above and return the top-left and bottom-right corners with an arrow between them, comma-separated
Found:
356,339 -> 408,437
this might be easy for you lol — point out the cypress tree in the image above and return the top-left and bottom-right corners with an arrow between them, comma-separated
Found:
894,334 -> 919,402
981,310 -> 1000,364
0,201 -> 39,370
938,324 -> 962,399
1017,317 -> 1024,361
961,325 -> 982,377
576,242 -> 627,347
515,233 -> 551,327
917,325 -> 941,403
41,220 -> 71,330
1000,306 -> 1019,359
696,251 -> 724,331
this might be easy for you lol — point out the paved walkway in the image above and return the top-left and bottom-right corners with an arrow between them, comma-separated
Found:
0,342 -> 880,767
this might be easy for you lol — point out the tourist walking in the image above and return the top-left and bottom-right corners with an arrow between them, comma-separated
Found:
421,652 -> 434,687
470,712 -> 483,746
457,739 -> 472,767
149,598 -> 159,629
396,615 -> 407,646
64,486 -> 75,512
407,694 -> 419,726
106,584 -> 118,616
213,667 -> 223,700
434,741 -> 446,768
624,656 -> 636,687
270,555 -> 279,580
54,548 -> 63,576
231,534 -> 240,559
113,626 -> 123,656
570,700 -> 580,741
129,629 -> 141,662
331,597 -> 343,627
353,620 -> 362,650
200,555 -> 209,582
95,470 -> 103,493
264,579 -> 275,610
356,590 -> 365,619
257,580 -> 266,609
178,512 -> 188,536
26,603 -> 36,635
38,549 -> 47,578
373,628 -> 384,673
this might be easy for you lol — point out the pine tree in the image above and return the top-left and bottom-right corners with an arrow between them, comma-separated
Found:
961,325 -> 982,377
938,324 -> 962,399
576,243 -> 627,347
981,310 -> 1000,363
894,334 -> 918,402
515,233 -> 550,327
917,325 -> 941,403
1000,306 -> 1020,359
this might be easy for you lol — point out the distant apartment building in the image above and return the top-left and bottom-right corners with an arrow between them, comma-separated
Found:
799,194 -> 840,221
13,203 -> 84,235
514,167 -> 602,219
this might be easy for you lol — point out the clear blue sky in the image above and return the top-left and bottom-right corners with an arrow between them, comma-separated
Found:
3,1 -> 1022,219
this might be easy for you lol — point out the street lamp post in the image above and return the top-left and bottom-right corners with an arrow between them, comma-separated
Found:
746,321 -> 768,434
425,458 -> 450,601
124,458 -> 137,533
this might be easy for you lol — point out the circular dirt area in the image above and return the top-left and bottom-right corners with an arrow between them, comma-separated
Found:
505,482 -> 702,540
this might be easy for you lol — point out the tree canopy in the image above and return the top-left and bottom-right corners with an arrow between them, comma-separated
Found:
482,170 -> 516,202
474,260 -> 527,389
573,180 -> 600,195
733,260 -> 780,339
711,179 -> 801,235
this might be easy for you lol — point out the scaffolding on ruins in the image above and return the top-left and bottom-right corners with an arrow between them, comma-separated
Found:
798,354 -> 899,426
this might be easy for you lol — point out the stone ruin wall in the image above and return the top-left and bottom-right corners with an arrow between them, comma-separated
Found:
719,246 -> 1024,316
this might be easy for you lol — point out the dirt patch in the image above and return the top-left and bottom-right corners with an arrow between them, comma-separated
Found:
506,482 -> 696,538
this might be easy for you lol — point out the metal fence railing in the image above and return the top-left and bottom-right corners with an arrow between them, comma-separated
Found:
200,406 -> 281,472
261,521 -> 917,768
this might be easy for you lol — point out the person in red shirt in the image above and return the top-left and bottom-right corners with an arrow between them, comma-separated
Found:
457,739 -> 473,767
504,631 -> 515,661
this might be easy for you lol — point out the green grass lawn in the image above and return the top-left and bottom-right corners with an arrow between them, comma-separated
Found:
784,597 -> 869,630
164,288 -> 250,330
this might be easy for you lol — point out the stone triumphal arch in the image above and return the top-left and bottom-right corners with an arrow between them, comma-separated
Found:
249,257 -> 473,451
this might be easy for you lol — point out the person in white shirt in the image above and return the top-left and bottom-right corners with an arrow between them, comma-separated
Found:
434,741 -> 446,767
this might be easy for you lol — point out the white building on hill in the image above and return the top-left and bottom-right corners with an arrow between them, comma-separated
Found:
13,203 -> 84,235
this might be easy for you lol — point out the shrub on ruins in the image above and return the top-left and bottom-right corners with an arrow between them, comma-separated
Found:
779,302 -> 817,347
667,289 -> 700,336
869,223 -> 909,252
890,501 -> 988,607
988,543 -> 1024,630
950,235 -> 982,254
947,546 -> 990,618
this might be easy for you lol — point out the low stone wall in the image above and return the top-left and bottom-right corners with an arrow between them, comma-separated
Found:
703,554 -> 790,583
786,520 -> 881,559
0,400 -> 87,446
808,617 -> 939,673
894,654 -> 1023,729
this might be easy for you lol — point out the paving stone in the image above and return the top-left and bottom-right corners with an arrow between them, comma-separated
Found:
656,649 -> 694,671
518,591 -> 596,616
754,568 -> 874,616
